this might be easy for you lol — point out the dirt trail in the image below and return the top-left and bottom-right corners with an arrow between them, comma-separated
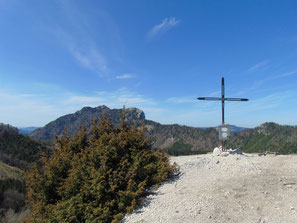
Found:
123,154 -> 297,223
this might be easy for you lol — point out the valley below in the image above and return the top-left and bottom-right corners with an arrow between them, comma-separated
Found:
124,153 -> 297,223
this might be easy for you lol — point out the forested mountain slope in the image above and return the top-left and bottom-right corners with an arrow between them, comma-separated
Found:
227,122 -> 297,154
0,123 -> 48,169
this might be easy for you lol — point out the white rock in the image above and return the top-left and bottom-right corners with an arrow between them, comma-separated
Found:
213,146 -> 222,156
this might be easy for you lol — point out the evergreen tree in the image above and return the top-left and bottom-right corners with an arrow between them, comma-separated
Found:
25,112 -> 177,223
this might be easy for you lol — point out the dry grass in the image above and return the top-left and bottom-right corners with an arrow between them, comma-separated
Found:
0,161 -> 24,180
1,207 -> 31,223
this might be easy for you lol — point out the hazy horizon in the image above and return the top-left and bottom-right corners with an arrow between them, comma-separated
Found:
10,104 -> 295,129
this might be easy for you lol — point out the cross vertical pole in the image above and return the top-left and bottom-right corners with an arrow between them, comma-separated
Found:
221,77 -> 225,150
222,77 -> 225,125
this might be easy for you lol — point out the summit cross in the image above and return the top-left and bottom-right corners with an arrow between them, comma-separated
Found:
197,77 -> 249,151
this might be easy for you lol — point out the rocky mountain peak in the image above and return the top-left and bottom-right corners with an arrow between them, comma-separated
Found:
30,105 -> 146,141
125,107 -> 145,120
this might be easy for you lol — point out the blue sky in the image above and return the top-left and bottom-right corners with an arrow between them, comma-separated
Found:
1,0 -> 297,128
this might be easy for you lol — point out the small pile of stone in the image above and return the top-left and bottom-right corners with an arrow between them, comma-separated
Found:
213,146 -> 242,157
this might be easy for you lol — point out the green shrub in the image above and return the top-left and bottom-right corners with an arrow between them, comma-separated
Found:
25,111 -> 177,223
164,139 -> 207,156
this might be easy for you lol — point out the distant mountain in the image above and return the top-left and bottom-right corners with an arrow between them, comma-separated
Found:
227,122 -> 297,154
228,125 -> 248,133
18,126 -> 40,135
29,106 -> 297,155
0,123 -> 49,169
30,105 -> 145,141
30,105 -> 219,153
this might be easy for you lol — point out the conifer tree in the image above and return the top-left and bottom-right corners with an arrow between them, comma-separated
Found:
25,111 -> 177,223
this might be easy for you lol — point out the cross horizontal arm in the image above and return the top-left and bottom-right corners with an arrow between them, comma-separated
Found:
224,98 -> 249,101
197,97 -> 222,101
197,97 -> 249,101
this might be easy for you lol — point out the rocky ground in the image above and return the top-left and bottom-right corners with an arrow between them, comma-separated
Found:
123,153 -> 297,223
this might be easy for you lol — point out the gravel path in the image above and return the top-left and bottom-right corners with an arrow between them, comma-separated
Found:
123,153 -> 297,223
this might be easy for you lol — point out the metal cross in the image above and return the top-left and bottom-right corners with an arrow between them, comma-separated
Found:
197,77 -> 248,150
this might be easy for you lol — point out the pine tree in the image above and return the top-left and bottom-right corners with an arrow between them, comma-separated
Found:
25,111 -> 177,223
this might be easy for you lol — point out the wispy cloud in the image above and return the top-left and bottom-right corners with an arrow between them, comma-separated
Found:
248,60 -> 269,72
0,90 -> 65,127
70,46 -> 108,75
228,93 -> 284,114
115,74 -> 135,79
148,17 -> 180,39
251,69 -> 297,90
64,96 -> 104,105
94,88 -> 154,107
272,70 -> 297,79
226,90 -> 297,126
53,2 -> 125,78
56,30 -> 109,76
